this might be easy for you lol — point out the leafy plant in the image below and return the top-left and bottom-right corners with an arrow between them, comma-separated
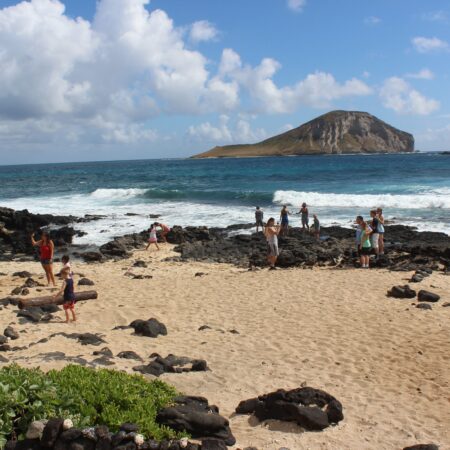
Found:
0,364 -> 181,446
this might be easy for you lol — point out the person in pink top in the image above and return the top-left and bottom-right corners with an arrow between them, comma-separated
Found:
154,222 -> 171,243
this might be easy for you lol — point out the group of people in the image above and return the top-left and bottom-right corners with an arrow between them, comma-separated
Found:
256,204 -> 386,270
256,203 -> 320,270
29,220 -> 172,323
145,222 -> 171,251
31,232 -> 76,322
355,208 -> 385,268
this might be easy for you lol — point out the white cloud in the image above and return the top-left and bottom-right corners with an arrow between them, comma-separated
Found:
287,0 -> 306,13
0,0 -> 372,151
364,16 -> 381,25
189,20 -> 219,43
405,68 -> 435,80
412,36 -> 449,53
279,123 -> 294,133
218,49 -> 372,113
421,11 -> 448,22
380,77 -> 439,115
188,115 -> 267,144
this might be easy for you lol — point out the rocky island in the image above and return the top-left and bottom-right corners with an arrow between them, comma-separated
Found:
192,110 -> 415,158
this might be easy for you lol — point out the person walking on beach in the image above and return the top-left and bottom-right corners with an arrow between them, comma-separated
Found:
255,206 -> 264,233
377,208 -> 385,255
146,224 -> 160,251
313,214 -> 320,241
356,216 -> 372,268
264,218 -> 281,270
280,205 -> 290,236
53,267 -> 76,323
370,209 -> 380,258
299,203 -> 309,232
31,231 -> 56,286
154,222 -> 170,243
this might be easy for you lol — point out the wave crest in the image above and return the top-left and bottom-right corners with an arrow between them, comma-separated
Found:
89,188 -> 148,200
273,190 -> 450,209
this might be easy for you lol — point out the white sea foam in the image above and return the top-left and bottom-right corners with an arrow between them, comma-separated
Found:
273,190 -> 450,209
2,187 -> 449,246
89,188 -> 148,200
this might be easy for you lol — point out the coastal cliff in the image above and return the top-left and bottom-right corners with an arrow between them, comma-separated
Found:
192,111 -> 415,158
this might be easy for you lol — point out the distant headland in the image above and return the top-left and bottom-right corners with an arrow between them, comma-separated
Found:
191,110 -> 415,158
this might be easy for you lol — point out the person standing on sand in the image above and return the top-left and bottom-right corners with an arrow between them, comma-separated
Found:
154,222 -> 170,243
357,217 -> 372,268
280,205 -> 290,236
255,206 -> 264,232
370,209 -> 380,258
377,208 -> 385,255
264,218 -> 281,270
53,267 -> 76,323
31,231 -> 56,286
146,224 -> 160,251
299,202 -> 309,232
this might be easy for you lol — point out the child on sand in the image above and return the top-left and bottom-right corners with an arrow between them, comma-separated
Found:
61,254 -> 72,277
146,224 -> 160,251
54,267 -> 76,323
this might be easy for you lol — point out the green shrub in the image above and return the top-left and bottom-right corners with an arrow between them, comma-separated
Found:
0,364 -> 181,447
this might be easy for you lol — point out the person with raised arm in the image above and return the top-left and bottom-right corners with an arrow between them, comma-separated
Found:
31,231 -> 56,286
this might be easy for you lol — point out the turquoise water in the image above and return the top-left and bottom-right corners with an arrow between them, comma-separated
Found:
1,153 -> 449,244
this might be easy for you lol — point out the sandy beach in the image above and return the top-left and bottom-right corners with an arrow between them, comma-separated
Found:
1,245 -> 449,449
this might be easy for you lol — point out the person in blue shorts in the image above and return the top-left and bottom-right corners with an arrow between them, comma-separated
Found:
54,267 -> 76,323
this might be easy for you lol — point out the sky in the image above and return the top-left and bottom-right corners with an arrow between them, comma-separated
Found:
0,0 -> 449,164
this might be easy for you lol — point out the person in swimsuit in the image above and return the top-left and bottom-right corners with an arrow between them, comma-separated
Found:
154,222 -> 170,243
359,218 -> 372,268
53,267 -> 76,323
299,203 -> 309,232
377,208 -> 385,255
146,224 -> 160,251
255,206 -> 264,233
31,231 -> 56,286
313,214 -> 320,241
279,205 -> 290,236
264,218 -> 281,270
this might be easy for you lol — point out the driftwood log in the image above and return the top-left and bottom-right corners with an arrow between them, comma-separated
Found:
18,290 -> 98,309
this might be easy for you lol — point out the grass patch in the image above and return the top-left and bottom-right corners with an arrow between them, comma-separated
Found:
0,364 -> 180,447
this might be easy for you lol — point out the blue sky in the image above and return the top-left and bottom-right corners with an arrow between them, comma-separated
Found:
0,0 -> 449,164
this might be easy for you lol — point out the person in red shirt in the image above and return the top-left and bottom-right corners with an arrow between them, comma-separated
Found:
31,231 -> 56,286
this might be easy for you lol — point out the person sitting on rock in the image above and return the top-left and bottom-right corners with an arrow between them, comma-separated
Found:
53,267 -> 76,323
154,222 -> 170,243
264,218 -> 281,270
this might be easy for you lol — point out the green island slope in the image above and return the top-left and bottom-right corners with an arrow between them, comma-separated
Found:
192,110 -> 414,158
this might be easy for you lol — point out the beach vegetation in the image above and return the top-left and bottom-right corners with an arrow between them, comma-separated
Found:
0,364 -> 181,446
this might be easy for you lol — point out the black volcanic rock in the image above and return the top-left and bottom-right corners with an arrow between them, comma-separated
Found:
235,387 -> 344,431
193,111 -> 414,158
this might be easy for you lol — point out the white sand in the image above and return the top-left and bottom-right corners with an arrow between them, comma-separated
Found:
1,245 -> 449,449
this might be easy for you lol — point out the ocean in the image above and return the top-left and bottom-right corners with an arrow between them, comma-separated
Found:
1,153 -> 449,245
